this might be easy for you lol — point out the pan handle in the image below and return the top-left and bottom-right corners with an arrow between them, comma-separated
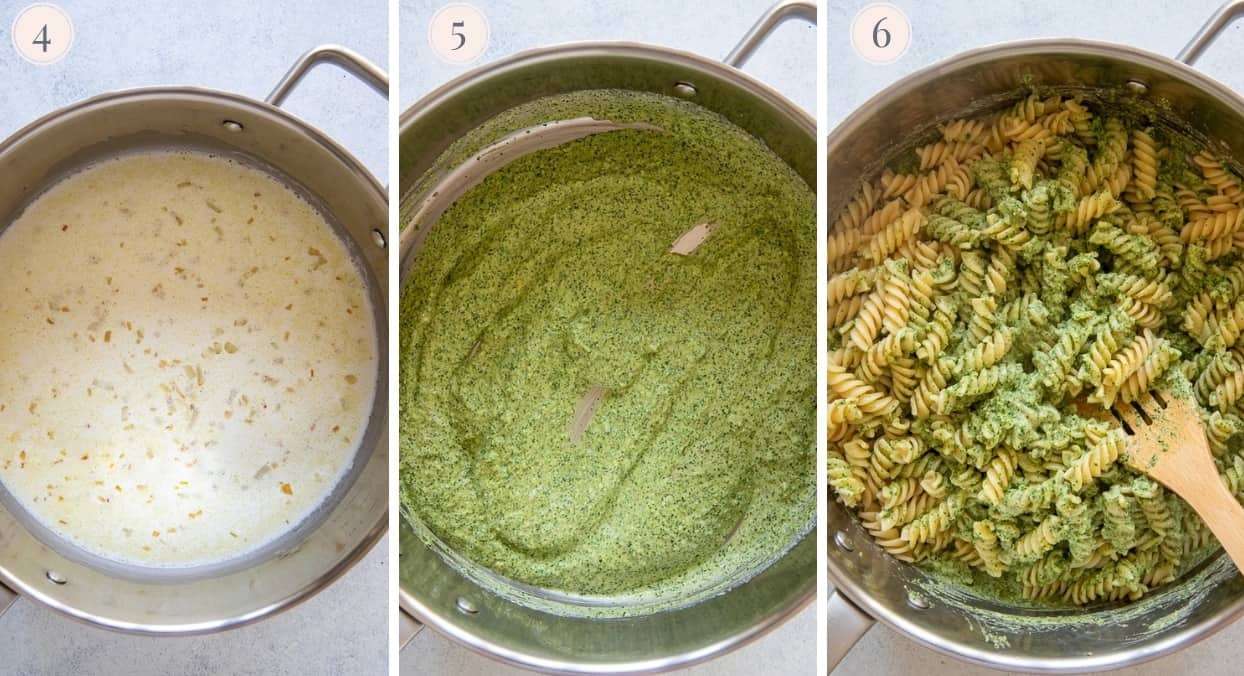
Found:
724,0 -> 818,68
825,588 -> 875,674
1176,0 -> 1244,65
266,44 -> 389,106
0,581 -> 16,621
399,606 -> 423,651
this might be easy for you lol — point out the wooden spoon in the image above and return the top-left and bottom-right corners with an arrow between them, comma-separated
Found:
1111,388 -> 1244,572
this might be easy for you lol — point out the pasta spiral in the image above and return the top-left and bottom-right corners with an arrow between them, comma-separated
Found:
972,520 -> 1006,577
1014,515 -> 1063,562
1180,209 -> 1243,242
1131,128 -> 1158,201
910,357 -> 953,417
828,364 -> 897,417
1090,329 -> 1158,406
920,470 -> 949,499
859,511 -> 917,562
1209,360 -> 1244,412
866,207 -> 926,264
1117,340 -> 1180,403
1089,223 -> 1162,277
901,494 -> 962,546
1204,410 -> 1242,456
916,140 -> 985,171
827,398 -> 863,425
978,448 -> 1017,506
958,326 -> 1014,372
879,477 -> 922,509
941,118 -> 987,144
879,259 -> 912,335
878,492 -> 935,531
1010,138 -> 1046,190
939,362 -> 1022,414
1062,428 -> 1125,490
1101,487 -> 1138,552
1193,152 -> 1243,204
916,298 -> 957,363
828,449 -> 866,508
829,294 -> 863,327
982,213 -> 1034,250
1059,190 -> 1121,234
926,214 -> 983,249
832,182 -> 879,234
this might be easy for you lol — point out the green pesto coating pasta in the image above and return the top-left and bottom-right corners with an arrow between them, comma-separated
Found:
829,93 -> 1244,606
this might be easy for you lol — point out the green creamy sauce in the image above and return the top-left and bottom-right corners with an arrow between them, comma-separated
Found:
399,91 -> 816,601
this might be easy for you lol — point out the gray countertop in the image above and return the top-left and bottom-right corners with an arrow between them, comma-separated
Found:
0,537 -> 388,676
827,0 -> 1241,129
398,0 -> 815,673
0,1 -> 389,674
399,0 -> 816,113
827,1 -> 1244,674
0,0 -> 389,179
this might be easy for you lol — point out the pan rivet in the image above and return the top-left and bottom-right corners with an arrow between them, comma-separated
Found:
1126,80 -> 1149,95
222,120 -> 245,133
46,570 -> 67,585
834,529 -> 855,552
371,229 -> 386,249
673,82 -> 698,99
456,596 -> 479,615
907,591 -> 930,610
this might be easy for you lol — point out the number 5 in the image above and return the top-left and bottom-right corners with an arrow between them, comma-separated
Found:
450,20 -> 466,50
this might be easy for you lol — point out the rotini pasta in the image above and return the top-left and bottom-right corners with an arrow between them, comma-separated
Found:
1131,128 -> 1158,201
829,93 -> 1244,606
865,207 -> 926,264
978,448 -> 1017,505
1059,190 -> 1121,234
828,448 -> 866,508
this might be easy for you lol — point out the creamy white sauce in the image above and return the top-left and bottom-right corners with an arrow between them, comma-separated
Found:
0,151 -> 377,567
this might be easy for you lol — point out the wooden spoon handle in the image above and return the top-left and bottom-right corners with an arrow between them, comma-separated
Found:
1188,475 -> 1244,574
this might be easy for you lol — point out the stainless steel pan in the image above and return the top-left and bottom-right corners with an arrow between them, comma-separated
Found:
826,2 -> 1244,672
397,1 -> 816,672
0,45 -> 389,634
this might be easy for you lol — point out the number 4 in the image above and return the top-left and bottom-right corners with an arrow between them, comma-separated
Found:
33,24 -> 51,53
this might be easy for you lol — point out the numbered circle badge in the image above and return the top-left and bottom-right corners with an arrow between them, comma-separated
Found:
12,3 -> 73,65
850,3 -> 911,65
429,3 -> 489,65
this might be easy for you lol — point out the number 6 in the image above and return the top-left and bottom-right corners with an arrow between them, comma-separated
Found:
872,17 -> 891,49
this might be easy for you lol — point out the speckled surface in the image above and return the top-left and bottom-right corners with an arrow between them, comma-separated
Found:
398,0 -> 815,674
0,1 -> 388,674
827,1 -> 1244,675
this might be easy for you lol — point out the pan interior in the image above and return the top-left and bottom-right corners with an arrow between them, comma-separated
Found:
399,90 -> 817,618
0,138 -> 385,582
829,80 -> 1244,657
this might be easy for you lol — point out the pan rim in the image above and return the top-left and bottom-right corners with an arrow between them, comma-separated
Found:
0,85 -> 389,634
393,39 -> 818,673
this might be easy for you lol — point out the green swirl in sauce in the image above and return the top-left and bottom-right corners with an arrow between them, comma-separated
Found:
399,91 -> 815,605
